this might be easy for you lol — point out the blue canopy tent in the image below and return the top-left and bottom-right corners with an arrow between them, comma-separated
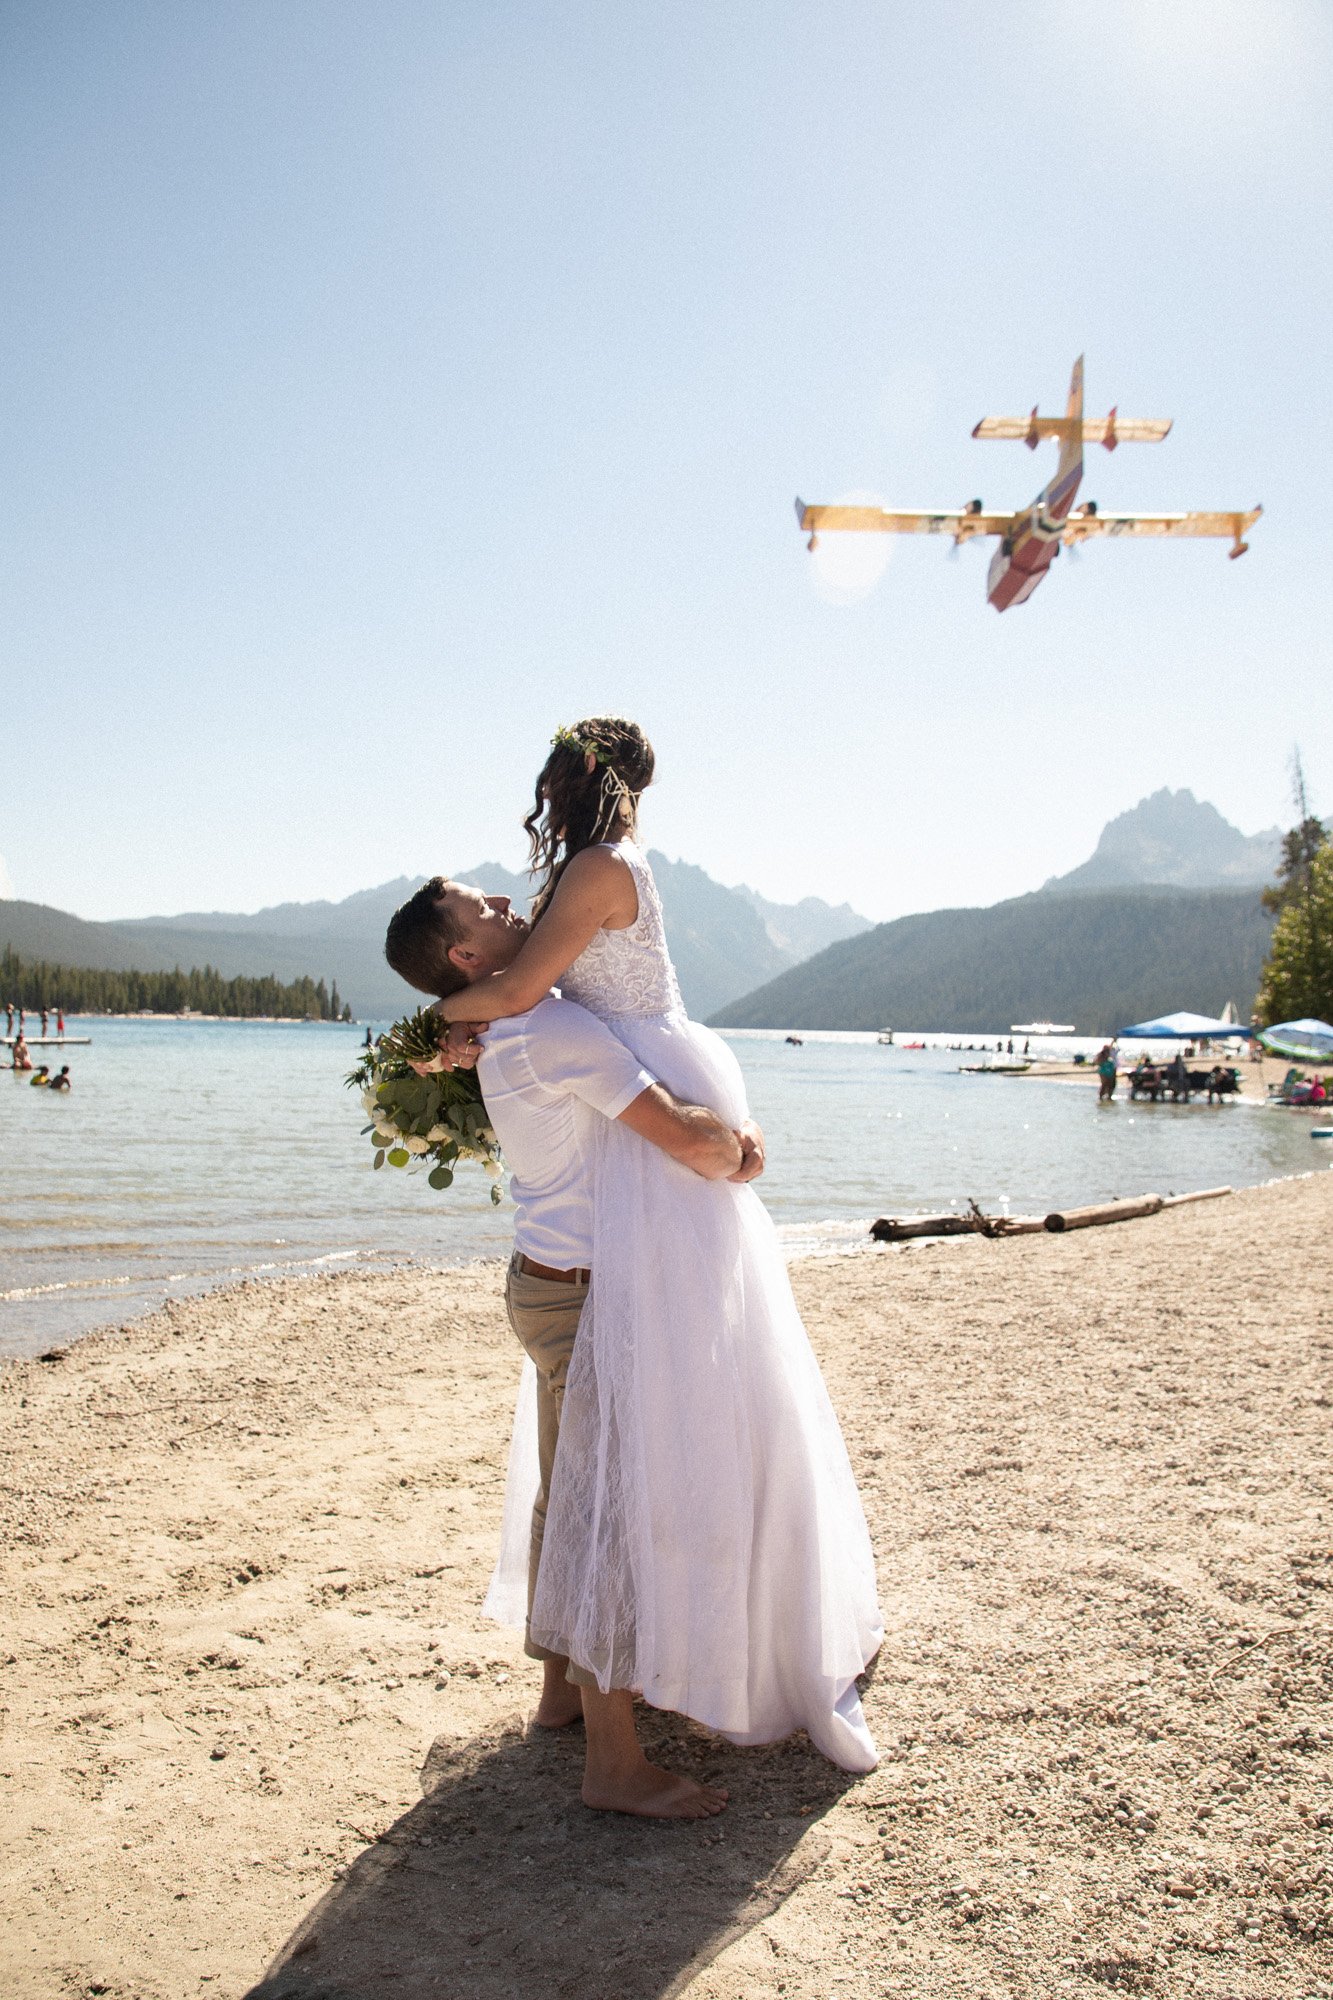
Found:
1119,1010 -> 1252,1040
1257,1018 -> 1333,1061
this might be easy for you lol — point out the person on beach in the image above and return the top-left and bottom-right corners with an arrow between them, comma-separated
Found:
387,880 -> 762,1818
418,717 -> 883,1798
11,1032 -> 31,1072
1096,1043 -> 1118,1102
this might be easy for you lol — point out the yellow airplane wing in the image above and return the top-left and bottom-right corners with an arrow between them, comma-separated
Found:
1062,505 -> 1262,555
796,499 -> 1011,542
972,415 -> 1173,444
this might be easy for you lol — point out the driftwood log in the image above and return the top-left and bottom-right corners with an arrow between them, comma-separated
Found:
870,1213 -> 981,1241
871,1186 -> 1235,1245
871,1200 -> 1047,1242
1161,1186 -> 1234,1208
1044,1195 -> 1164,1233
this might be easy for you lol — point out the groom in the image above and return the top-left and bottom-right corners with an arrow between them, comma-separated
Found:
385,877 -> 765,1820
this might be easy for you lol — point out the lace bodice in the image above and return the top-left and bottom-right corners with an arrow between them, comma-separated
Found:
559,841 -> 685,1022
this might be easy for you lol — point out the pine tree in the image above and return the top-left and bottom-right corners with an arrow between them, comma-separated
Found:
1257,846 -> 1333,1026
1257,751 -> 1331,1025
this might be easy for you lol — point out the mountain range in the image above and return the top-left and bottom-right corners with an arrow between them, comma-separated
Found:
0,787 -> 1284,1029
711,791 -> 1280,1033
0,856 -> 870,1021
709,886 -> 1273,1035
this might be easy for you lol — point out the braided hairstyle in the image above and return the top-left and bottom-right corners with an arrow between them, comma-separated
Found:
524,715 -> 655,917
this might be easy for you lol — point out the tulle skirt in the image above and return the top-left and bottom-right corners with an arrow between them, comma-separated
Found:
485,1013 -> 882,1772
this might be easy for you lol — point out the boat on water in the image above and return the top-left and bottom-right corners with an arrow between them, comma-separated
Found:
1011,1021 -> 1075,1036
960,1060 -> 1032,1074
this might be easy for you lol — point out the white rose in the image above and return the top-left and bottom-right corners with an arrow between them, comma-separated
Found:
361,1089 -> 379,1116
426,1124 -> 449,1143
483,1158 -> 503,1179
405,1135 -> 429,1155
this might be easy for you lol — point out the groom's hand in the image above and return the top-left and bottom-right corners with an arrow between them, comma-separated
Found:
410,1019 -> 489,1075
728,1120 -> 766,1183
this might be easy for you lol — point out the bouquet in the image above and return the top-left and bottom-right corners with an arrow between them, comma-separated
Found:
346,1009 -> 504,1202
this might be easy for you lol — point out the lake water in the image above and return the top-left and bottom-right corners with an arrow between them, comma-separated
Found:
1,1019 -> 1323,1358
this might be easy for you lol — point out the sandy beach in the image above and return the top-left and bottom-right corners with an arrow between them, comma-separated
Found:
2,1175 -> 1330,1999
1018,1051 -> 1319,1102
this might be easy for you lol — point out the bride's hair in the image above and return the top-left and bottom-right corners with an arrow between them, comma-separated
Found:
525,716 -> 655,916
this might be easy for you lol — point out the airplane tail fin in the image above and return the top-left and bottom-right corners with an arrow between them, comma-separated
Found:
1056,355 -> 1084,486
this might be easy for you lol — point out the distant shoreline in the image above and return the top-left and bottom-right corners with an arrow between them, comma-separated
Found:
27,1012 -> 364,1026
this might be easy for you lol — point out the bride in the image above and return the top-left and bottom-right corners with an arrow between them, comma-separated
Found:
433,716 -> 883,1775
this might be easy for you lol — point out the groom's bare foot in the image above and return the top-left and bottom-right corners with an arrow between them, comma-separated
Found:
532,1658 -> 584,1729
581,1760 -> 728,1820
579,1682 -> 727,1819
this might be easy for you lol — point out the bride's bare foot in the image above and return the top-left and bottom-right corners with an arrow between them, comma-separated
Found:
533,1685 -> 584,1729
532,1658 -> 584,1729
582,1759 -> 728,1820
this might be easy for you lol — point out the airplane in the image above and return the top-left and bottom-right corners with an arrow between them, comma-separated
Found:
795,357 -> 1261,611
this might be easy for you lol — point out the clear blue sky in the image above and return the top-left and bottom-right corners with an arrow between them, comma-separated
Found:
3,1 -> 1329,922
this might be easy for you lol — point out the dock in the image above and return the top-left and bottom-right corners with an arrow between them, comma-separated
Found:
2,1036 -> 92,1047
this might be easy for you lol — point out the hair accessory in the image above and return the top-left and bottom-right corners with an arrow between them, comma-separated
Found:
551,724 -> 608,764
550,723 -> 635,812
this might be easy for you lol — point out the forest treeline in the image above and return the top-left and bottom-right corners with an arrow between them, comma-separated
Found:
709,887 -> 1275,1035
0,946 -> 351,1020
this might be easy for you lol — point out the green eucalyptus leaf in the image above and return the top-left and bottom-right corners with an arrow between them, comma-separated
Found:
387,1148 -> 410,1168
373,1150 -> 385,1170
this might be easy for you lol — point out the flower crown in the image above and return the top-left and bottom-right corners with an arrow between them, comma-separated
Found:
549,723 -> 637,810
551,724 -> 610,764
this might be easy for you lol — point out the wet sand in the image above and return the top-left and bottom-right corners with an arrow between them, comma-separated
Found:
1,1173 -> 1330,1998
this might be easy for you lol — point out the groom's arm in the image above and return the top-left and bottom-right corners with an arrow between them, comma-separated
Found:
524,997 -> 748,1181
616,1086 -> 744,1180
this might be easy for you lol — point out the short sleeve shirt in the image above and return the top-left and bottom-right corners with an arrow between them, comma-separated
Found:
475,995 -> 655,1269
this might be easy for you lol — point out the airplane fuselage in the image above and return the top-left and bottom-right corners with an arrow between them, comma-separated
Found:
985,456 -> 1083,612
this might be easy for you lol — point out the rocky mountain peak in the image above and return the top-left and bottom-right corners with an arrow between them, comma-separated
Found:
1042,788 -> 1280,895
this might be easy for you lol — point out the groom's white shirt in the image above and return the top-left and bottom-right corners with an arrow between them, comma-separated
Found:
475,994 -> 655,1269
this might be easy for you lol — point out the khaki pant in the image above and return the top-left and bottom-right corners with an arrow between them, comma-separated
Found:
503,1253 -> 595,1689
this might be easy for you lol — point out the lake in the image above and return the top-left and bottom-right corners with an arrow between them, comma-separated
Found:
0,1018 -> 1322,1357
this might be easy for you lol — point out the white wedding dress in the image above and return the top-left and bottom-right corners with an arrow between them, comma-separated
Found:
485,839 -> 882,1772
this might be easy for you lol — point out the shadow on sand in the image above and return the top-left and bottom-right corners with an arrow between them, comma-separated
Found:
245,1708 -> 854,2000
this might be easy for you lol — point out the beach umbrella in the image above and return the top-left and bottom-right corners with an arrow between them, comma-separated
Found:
1118,1010 -> 1252,1039
1256,1018 -> 1333,1061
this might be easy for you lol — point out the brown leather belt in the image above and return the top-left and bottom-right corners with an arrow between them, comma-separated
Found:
516,1254 -> 591,1285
